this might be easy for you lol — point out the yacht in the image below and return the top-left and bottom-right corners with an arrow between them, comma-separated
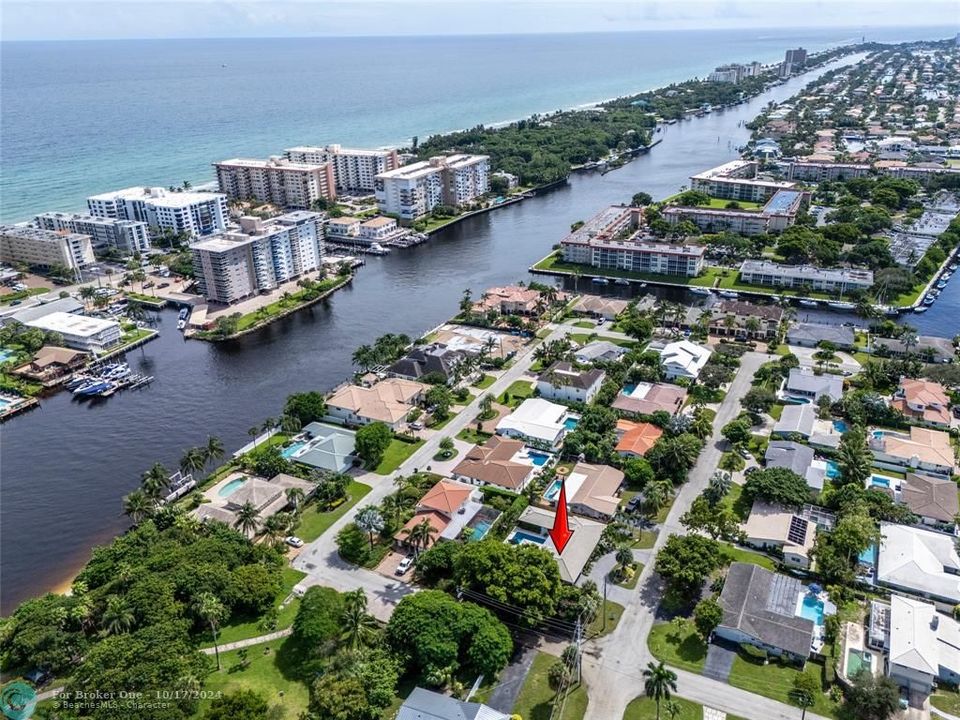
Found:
689,287 -> 712,296
590,277 -> 610,285
923,295 -> 936,305
614,278 -> 630,286
798,299 -> 819,308
826,301 -> 856,311
913,306 -> 928,313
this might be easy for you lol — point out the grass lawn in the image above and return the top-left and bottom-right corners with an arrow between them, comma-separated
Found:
647,621 -> 708,673
631,529 -> 657,550
452,392 -> 476,406
195,640 -> 309,720
931,689 -> 960,715
768,403 -> 785,420
473,374 -> 496,389
232,276 -> 350,332
457,428 -> 492,445
568,333 -> 637,348
512,651 -> 589,720
200,568 -> 306,646
0,287 -> 50,304
623,695 -> 747,720
728,653 -> 838,719
573,320 -> 596,329
498,379 -> 535,406
123,291 -> 167,307
427,409 -> 459,430
650,495 -> 675,525
588,600 -> 625,638
702,197 -> 762,210
373,438 -> 424,475
115,327 -> 157,350
721,543 -> 777,571
723,483 -> 751,522
613,563 -> 643,589
294,481 -> 371,542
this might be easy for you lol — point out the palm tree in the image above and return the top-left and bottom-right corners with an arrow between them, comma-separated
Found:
204,436 -> 224,468
281,413 -> 302,433
247,426 -> 260,448
180,447 -> 206,476
382,492 -> 414,528
79,285 -> 96,308
101,595 -> 135,636
123,490 -> 153,523
643,661 -> 678,720
285,487 -> 306,512
140,462 -> 169,502
234,501 -> 261,537
706,470 -> 732,504
615,545 -> 633,579
261,513 -> 290,547
352,344 -> 375,372
355,506 -> 385,550
194,592 -> 226,671
479,393 -> 494,418
402,518 -> 438,557
644,479 -> 673,515
341,589 -> 378,650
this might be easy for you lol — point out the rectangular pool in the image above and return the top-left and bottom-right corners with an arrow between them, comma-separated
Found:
870,476 -> 891,489
528,450 -> 550,466
508,529 -> 547,546
543,479 -> 562,502
563,417 -> 579,431
797,594 -> 825,625
281,440 -> 307,459
826,460 -> 840,479
858,544 -> 877,567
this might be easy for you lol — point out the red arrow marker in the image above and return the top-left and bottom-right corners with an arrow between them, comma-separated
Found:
549,477 -> 573,555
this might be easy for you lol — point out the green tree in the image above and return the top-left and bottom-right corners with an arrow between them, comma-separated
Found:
643,661 -> 678,720
309,674 -> 371,720
203,435 -> 225,468
341,589 -> 378,651
790,672 -> 819,720
101,595 -> 135,636
836,425 -> 871,487
693,597 -> 723,640
743,467 -> 810,508
402,517 -> 438,558
194,591 -> 226,671
843,670 -> 900,720
355,506 -> 385,550
284,391 -> 327,425
140,462 -> 169,501
623,457 -> 654,489
123,489 -> 154,523
233,501 -> 261,537
426,384 -> 453,422
654,534 -> 725,596
203,689 -> 270,720
355,422 -> 393,468
631,191 -> 653,207
293,586 -> 346,653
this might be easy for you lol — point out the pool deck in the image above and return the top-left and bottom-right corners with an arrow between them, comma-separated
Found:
840,621 -> 885,683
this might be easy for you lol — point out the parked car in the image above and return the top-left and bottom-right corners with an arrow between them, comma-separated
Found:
625,496 -> 643,513
158,282 -> 170,288
409,421 -> 424,431
737,446 -> 752,459
744,466 -> 759,476
284,536 -> 304,548
143,281 -> 155,289
396,556 -> 414,575
9,300 -> 21,306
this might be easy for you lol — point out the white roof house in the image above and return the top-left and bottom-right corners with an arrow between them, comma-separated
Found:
885,595 -> 960,693
772,403 -> 816,438
785,368 -> 843,402
877,523 -> 960,604
656,340 -> 711,381
495,398 -> 570,449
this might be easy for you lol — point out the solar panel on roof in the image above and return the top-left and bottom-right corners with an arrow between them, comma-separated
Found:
787,516 -> 809,546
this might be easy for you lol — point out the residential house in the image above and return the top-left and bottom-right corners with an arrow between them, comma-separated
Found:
283,423 -> 356,473
473,285 -> 543,316
786,322 -> 855,349
742,499 -> 816,569
899,472 -> 959,528
510,506 -> 605,583
615,419 -> 663,458
387,344 -> 465,384
877,522 -> 960,605
870,427 -> 956,477
612,381 -> 687,417
553,462 -> 625,522
876,596 -> 960,695
655,340 -> 711,381
872,335 -> 956,364
715,563 -> 816,662
571,295 -> 630,320
772,403 -> 816,439
891,378 -> 952,427
325,378 -> 427,430
574,340 -> 628,364
709,300 -> 784,340
396,687 -> 510,720
394,479 -> 483,550
536,362 -> 605,404
12,346 -> 87,385
495,398 -> 572,449
765,440 -> 827,492
195,472 -> 313,537
785,367 -> 843,403
451,436 -> 537,492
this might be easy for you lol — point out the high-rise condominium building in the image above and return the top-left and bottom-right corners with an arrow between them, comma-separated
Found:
34,212 -> 150,255
708,62 -> 762,83
374,154 -> 490,220
86,187 -> 228,239
214,157 -> 336,210
780,47 -> 808,78
0,225 -> 95,275
191,211 -> 325,304
284,145 -> 400,194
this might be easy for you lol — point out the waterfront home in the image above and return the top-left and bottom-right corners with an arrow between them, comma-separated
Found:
764,440 -> 827,493
574,340 -> 628,364
394,479 -> 485,550
785,322 -> 855,349
742,499 -> 816,569
872,335 -> 956,364
536,362 -> 605,404
784,367 -> 843,403
570,295 -> 630,320
12,346 -> 87,385
878,523 -> 960,606
654,339 -> 711,381
359,216 -> 400,244
24,312 -> 121,354
771,403 -> 816,439
325,378 -> 427,431
715,563 -> 816,663
283,422 -> 356,473
612,381 -> 687,417
708,300 -> 784,340
664,189 -> 805,237
451,436 -> 538,492
325,216 -> 362,239
387,343 -> 465,384
739,260 -> 874,295
890,378 -> 952,427
869,427 -> 956,477
508,506 -> 605,583
898,472 -> 959,528
614,419 -> 663,458
544,462 -> 624,522
194,471 -> 314,538
495,398 -> 572,449
472,285 -> 543,316
397,687 -> 510,720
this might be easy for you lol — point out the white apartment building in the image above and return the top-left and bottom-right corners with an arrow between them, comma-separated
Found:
662,189 -> 807,236
24,311 -> 121,353
87,187 -> 228,239
284,145 -> 399,194
374,154 -> 490,220
690,160 -> 797,203
359,217 -> 399,243
739,260 -> 874,293
214,157 -> 335,209
439,154 -> 490,206
34,212 -> 150,255
0,225 -> 95,275
708,61 -> 762,83
191,211 -> 324,304
325,216 -> 362,240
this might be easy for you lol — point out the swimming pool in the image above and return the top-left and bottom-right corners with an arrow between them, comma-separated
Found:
508,529 -> 547,546
281,441 -> 307,459
847,649 -> 873,677
528,450 -> 550,466
0,349 -> 15,364
826,460 -> 841,479
0,397 -> 11,410
858,544 -> 877,567
783,395 -> 812,405
833,419 -> 848,433
870,476 -> 891,489
871,430 -> 885,440
469,519 -> 493,541
543,479 -> 562,501
563,417 -> 579,431
622,383 -> 637,395
218,477 -> 247,498
798,594 -> 825,625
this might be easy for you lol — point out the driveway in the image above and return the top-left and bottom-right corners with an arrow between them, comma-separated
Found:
703,639 -> 737,683
486,644 -> 537,714
789,344 -> 862,374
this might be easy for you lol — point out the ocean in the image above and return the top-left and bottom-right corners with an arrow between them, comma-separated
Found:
1,26 -> 954,222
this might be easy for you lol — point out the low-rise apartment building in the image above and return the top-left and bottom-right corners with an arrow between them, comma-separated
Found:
214,157 -> 336,209
325,216 -> 362,240
782,161 -> 871,182
190,211 -> 324,304
0,225 -> 94,275
359,217 -> 400,243
739,260 -> 874,294
690,160 -> 797,203
87,187 -> 228,238
24,311 -> 121,353
33,212 -> 150,255
284,145 -> 399,194
708,300 -> 783,339
663,188 -> 807,236
374,154 -> 490,220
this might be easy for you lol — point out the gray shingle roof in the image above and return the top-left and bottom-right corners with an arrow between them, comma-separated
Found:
765,440 -> 815,477
397,687 -> 510,720
786,322 -> 854,347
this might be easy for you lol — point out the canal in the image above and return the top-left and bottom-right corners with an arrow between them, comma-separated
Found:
4,52 -> 941,613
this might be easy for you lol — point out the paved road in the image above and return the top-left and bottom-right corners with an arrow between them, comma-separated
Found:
579,351 -> 831,720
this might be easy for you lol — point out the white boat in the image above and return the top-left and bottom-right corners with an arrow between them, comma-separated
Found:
718,290 -> 738,299
798,299 -> 819,308
827,301 -> 855,311
590,277 -> 610,285
877,305 -> 900,317
689,287 -> 712,296
177,319 -> 187,330
913,306 -> 928,313
614,278 -> 630,286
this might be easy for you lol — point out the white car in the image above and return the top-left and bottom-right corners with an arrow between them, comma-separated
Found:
396,556 -> 414,575
284,536 -> 304,548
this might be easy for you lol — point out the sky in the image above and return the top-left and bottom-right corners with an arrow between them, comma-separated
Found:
2,0 -> 958,41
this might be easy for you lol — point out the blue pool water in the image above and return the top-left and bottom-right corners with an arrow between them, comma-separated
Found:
870,476 -> 891,489
798,594 -> 825,625
826,460 -> 840,479
858,544 -> 877,567
281,441 -> 306,459
0,397 -> 11,409
0,349 -> 15,364
218,477 -> 247,498
509,529 -> 547,546
872,430 -> 885,440
529,450 -> 551,466
470,520 -> 493,541
833,419 -> 848,433
784,395 -> 812,405
622,383 -> 637,395
544,479 -> 562,501
563,417 -> 579,431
